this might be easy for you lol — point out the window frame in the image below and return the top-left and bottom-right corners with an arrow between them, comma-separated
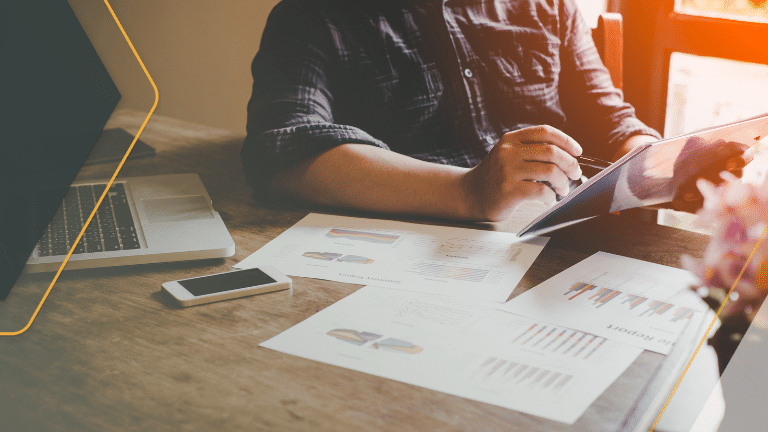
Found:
621,0 -> 768,133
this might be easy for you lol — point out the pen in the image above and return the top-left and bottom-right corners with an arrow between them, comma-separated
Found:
538,156 -> 612,201
577,155 -> 612,170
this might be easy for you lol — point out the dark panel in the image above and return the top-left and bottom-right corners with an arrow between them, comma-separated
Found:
0,0 -> 121,299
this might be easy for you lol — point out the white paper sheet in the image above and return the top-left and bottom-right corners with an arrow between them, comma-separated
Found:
260,286 -> 643,424
236,213 -> 548,302
499,252 -> 707,354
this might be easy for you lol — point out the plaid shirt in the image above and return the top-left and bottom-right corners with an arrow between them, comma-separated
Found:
242,0 -> 660,188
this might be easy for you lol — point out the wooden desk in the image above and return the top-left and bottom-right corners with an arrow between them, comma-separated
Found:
0,110 -> 711,431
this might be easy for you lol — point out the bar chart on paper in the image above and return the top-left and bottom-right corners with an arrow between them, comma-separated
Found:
511,323 -> 608,360
261,286 -> 644,424
450,309 -> 643,423
471,357 -> 575,393
563,282 -> 697,323
499,252 -> 706,354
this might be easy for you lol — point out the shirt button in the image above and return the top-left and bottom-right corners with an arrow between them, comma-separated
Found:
463,68 -> 473,78
485,135 -> 495,145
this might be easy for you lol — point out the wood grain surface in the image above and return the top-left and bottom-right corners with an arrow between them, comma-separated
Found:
0,110 -> 710,432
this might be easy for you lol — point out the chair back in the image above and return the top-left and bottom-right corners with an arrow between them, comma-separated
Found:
592,13 -> 624,90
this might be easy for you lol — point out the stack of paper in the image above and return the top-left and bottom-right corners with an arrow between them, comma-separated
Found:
237,214 -> 707,424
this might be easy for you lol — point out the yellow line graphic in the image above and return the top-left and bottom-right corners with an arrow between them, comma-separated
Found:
1,0 -> 158,336
650,223 -> 768,431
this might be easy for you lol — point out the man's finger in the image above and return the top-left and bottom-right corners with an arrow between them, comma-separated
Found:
725,157 -> 746,171
505,125 -> 583,157
519,181 -> 557,207
518,143 -> 582,180
519,161 -> 571,196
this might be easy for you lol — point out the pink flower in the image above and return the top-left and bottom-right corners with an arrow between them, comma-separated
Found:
683,173 -> 768,317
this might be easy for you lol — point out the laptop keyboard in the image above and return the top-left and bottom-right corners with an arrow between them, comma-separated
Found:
37,183 -> 141,257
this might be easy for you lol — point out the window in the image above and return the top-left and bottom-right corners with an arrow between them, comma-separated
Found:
664,53 -> 768,137
622,1 -> 768,133
675,0 -> 768,23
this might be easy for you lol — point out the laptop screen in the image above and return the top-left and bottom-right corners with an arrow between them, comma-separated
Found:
0,0 -> 121,299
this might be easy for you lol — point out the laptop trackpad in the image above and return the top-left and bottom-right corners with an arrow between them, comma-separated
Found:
142,196 -> 213,223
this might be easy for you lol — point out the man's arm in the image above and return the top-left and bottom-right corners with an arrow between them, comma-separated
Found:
273,126 -> 583,222
557,0 -> 662,161
248,4 -> 581,222
272,144 -> 474,219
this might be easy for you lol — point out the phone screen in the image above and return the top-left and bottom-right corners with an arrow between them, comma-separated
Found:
179,268 -> 276,297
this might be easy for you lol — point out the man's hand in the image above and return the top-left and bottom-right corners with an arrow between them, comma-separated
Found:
461,125 -> 583,221
671,140 -> 753,213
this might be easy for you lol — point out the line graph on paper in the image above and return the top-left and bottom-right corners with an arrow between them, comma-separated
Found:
439,238 -> 523,261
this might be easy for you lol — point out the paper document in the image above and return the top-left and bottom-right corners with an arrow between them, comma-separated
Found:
236,214 -> 548,302
261,286 -> 643,424
499,252 -> 706,354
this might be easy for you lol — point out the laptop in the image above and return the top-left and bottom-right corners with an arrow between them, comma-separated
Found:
0,0 -> 233,297
24,173 -> 235,272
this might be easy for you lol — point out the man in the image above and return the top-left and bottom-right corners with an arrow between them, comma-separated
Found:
241,0 -> 663,221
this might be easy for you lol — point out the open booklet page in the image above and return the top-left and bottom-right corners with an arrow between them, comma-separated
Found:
261,286 -> 643,424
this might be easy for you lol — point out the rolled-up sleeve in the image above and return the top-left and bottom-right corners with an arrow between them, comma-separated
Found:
241,2 -> 389,192
557,0 -> 661,160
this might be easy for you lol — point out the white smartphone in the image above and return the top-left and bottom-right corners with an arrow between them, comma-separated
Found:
161,266 -> 291,307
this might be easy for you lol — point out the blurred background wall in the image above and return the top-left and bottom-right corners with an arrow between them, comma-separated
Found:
70,0 -> 280,134
69,0 -> 605,134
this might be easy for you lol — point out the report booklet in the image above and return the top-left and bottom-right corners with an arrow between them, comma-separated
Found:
518,112 -> 768,236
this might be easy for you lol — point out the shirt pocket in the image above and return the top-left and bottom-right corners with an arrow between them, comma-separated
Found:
487,31 -> 561,85
359,63 -> 444,130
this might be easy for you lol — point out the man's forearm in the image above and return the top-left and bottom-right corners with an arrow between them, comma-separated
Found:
271,126 -> 584,222
271,144 -> 478,220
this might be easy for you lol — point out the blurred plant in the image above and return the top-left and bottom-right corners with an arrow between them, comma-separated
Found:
682,172 -> 768,320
